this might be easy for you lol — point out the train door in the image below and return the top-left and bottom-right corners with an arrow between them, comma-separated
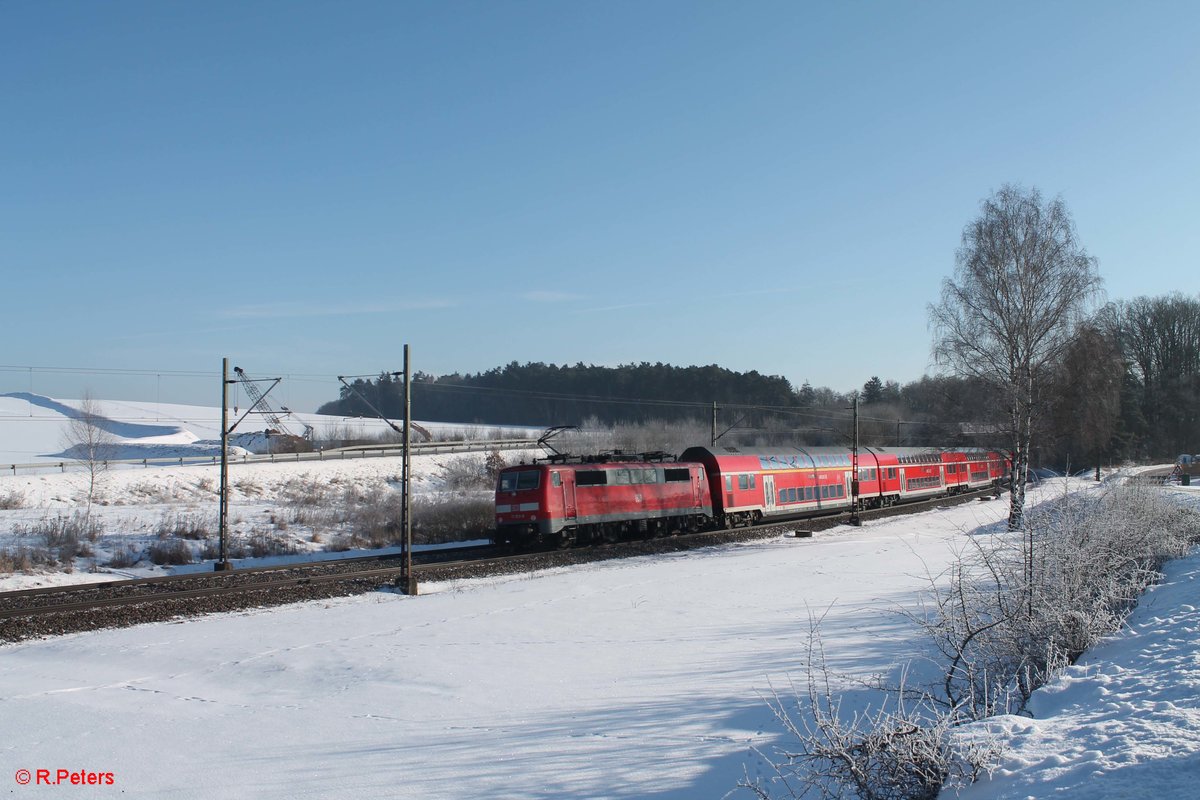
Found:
898,467 -> 906,498
764,475 -> 776,512
555,471 -> 576,521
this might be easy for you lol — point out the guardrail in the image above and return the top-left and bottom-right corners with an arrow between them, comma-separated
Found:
3,438 -> 541,476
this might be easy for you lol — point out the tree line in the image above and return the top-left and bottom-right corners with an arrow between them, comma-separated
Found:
315,292 -> 1198,468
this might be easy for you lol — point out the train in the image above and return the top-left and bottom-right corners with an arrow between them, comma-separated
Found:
494,444 -> 1009,548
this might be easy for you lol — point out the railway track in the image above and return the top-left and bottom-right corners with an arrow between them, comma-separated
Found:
0,487 -> 1001,643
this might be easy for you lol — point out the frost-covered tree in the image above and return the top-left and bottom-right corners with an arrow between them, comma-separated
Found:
929,185 -> 1102,529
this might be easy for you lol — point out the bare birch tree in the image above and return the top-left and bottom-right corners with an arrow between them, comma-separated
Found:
929,185 -> 1101,529
63,393 -> 118,524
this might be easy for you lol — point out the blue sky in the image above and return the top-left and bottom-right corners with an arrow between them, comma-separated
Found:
3,1 -> 1198,412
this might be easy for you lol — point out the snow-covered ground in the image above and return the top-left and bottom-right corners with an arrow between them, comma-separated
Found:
956,523 -> 1200,799
0,486 -> 1028,799
2,395 -> 1198,798
0,394 -> 538,588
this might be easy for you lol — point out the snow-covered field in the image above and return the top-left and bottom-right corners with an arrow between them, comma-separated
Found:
0,394 -> 537,589
2,395 -> 1198,798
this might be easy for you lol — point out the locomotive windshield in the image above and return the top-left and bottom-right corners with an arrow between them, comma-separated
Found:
498,470 -> 540,492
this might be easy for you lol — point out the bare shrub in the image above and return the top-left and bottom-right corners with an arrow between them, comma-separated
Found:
155,511 -> 213,540
484,449 -> 507,481
325,535 -> 353,552
344,488 -> 404,549
916,481 -> 1200,722
14,513 -> 104,564
232,477 -> 263,497
412,494 -> 494,544
201,539 -> 244,561
328,483 -> 493,550
106,545 -> 142,568
0,489 -> 26,510
245,532 -> 299,558
278,476 -> 337,507
0,546 -> 56,573
129,480 -> 181,503
1,548 -> 29,573
147,538 -> 193,566
438,455 -> 492,491
742,616 -> 998,800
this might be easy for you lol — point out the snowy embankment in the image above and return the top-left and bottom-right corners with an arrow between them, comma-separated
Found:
0,479 -> 1196,799
954,485 -> 1200,799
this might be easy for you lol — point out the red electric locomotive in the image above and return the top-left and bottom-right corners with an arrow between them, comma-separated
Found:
494,454 -> 712,548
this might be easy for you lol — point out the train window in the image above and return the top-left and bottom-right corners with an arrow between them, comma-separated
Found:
804,487 -> 813,500
576,470 -> 607,487
664,468 -> 689,482
788,488 -> 798,502
614,469 -> 631,485
725,475 -> 733,491
738,474 -> 749,490
779,489 -> 787,504
642,468 -> 660,484
887,468 -> 897,479
551,472 -> 561,487
749,474 -> 757,489
514,471 -> 540,491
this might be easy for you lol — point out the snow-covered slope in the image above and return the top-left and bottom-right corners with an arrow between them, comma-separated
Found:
0,480 -> 1196,798
955,500 -> 1200,799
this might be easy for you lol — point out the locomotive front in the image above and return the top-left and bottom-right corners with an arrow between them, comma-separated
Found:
494,464 -> 553,546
